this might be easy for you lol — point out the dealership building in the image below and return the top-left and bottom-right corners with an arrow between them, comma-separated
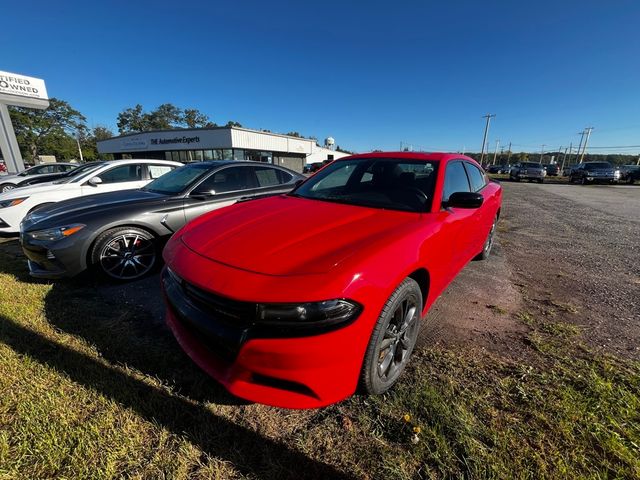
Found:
97,127 -> 350,173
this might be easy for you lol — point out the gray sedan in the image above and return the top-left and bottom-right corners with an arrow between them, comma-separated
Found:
20,161 -> 305,281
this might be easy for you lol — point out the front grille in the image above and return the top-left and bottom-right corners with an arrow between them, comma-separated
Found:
163,268 -> 252,362
182,281 -> 257,326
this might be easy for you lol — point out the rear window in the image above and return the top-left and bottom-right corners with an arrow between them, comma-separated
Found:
585,162 -> 612,169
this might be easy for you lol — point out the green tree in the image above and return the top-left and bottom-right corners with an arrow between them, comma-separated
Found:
183,108 -> 216,128
286,131 -> 302,138
146,103 -> 183,130
225,121 -> 243,128
9,98 -> 87,161
81,125 -> 115,161
116,104 -> 146,134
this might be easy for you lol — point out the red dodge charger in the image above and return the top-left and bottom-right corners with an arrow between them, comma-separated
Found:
162,152 -> 502,408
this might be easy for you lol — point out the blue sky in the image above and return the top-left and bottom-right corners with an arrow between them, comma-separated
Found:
3,0 -> 640,154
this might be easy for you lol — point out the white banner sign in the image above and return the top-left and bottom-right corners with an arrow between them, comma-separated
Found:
0,71 -> 48,100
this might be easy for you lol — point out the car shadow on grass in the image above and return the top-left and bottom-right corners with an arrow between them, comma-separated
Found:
0,313 -> 352,479
0,241 -> 353,479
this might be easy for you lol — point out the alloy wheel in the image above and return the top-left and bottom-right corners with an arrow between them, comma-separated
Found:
376,297 -> 419,382
99,233 -> 156,280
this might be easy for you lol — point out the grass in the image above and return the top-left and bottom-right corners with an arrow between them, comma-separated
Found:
1,242 -> 639,479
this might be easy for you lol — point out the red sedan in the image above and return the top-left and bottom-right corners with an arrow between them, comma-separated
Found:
162,152 -> 502,408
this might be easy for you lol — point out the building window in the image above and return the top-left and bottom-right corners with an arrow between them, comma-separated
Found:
233,149 -> 245,161
222,149 -> 233,160
203,150 -> 213,161
213,149 -> 223,160
165,152 -> 172,161
179,151 -> 187,162
194,150 -> 204,161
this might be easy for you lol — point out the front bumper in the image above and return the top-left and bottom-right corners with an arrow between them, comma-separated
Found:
161,246 -> 377,409
20,231 -> 88,279
584,174 -> 616,183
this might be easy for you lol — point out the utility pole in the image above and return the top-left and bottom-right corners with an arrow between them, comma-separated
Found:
479,113 -> 495,166
579,127 -> 593,163
574,130 -> 586,164
560,145 -> 569,172
75,132 -> 84,162
492,139 -> 500,164
539,144 -> 546,163
506,141 -> 512,163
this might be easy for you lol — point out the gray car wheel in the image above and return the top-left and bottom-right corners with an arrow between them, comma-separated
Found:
360,278 -> 422,395
0,183 -> 15,193
91,227 -> 157,281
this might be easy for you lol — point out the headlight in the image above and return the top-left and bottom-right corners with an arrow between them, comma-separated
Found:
0,197 -> 28,208
28,223 -> 86,242
256,299 -> 362,330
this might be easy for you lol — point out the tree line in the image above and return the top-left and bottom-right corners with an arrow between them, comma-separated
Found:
7,100 -> 243,163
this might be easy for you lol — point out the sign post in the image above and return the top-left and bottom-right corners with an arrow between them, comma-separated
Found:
0,71 -> 50,174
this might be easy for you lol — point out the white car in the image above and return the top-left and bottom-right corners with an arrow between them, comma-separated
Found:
0,163 -> 78,192
0,159 -> 181,234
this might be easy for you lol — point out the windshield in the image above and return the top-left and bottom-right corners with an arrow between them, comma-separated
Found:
291,158 -> 438,213
143,163 -> 212,194
59,162 -> 106,184
54,162 -> 105,183
585,162 -> 612,170
522,162 -> 542,168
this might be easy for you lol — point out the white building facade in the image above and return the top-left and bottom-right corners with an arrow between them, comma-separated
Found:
97,127 -> 351,173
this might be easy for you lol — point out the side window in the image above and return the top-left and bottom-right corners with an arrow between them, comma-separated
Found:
148,164 -> 175,179
29,165 -> 48,175
464,162 -> 487,192
253,166 -> 293,187
98,164 -> 143,184
194,166 -> 253,194
442,161 -> 471,203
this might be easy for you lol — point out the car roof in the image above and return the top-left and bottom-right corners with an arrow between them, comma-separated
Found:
334,151 -> 473,163
100,159 -> 182,166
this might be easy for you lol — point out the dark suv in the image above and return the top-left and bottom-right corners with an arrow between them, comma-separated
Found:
569,162 -> 618,185
509,162 -> 546,183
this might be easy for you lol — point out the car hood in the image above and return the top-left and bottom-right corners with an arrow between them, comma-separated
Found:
181,195 -> 422,276
0,182 -> 74,201
22,189 -> 170,230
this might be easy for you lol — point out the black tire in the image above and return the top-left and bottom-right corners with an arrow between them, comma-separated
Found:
360,278 -> 422,395
475,215 -> 497,261
91,226 -> 158,281
581,177 -> 588,185
538,178 -> 544,184
0,183 -> 15,193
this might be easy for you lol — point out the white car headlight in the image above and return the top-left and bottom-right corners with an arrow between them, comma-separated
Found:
0,197 -> 28,208
28,223 -> 86,242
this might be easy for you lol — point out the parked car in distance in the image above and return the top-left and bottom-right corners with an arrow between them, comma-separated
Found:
487,164 -> 511,174
619,164 -> 640,184
161,152 -> 502,408
304,162 -> 323,174
20,161 -> 305,280
14,162 -> 105,188
509,162 -> 546,183
569,162 -> 618,184
544,164 -> 559,176
0,159 -> 181,234
0,163 -> 77,193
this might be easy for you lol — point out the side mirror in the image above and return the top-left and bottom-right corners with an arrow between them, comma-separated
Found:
444,192 -> 484,209
88,176 -> 103,186
190,189 -> 215,200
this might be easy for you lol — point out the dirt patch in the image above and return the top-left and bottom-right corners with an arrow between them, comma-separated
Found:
497,182 -> 640,360
418,238 -> 525,358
